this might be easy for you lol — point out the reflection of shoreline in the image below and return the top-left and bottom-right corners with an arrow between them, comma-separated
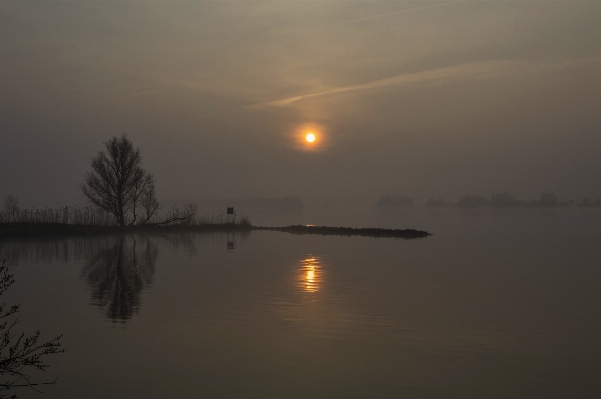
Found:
0,223 -> 429,239
0,223 -> 253,239
0,231 -> 248,265
0,231 -> 248,322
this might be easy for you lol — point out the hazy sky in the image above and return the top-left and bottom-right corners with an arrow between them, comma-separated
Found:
2,0 -> 600,206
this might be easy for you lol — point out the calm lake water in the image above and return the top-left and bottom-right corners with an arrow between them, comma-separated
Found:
2,209 -> 601,398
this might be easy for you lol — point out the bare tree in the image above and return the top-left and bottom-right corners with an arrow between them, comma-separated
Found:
129,170 -> 158,225
81,135 -> 160,226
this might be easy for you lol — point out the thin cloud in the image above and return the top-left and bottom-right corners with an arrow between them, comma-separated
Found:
271,0 -> 469,37
334,0 -> 470,26
250,58 -> 599,109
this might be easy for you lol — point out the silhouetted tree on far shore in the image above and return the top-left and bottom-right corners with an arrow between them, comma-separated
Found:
578,197 -> 601,207
579,197 -> 592,207
491,192 -> 518,208
81,135 -> 198,227
81,135 -> 160,226
535,192 -> 559,208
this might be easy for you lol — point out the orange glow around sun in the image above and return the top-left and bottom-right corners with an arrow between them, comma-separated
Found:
292,123 -> 327,151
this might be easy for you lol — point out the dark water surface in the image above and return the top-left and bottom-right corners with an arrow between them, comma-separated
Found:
2,209 -> 601,398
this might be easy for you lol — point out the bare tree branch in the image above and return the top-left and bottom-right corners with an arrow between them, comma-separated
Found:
0,260 -> 64,398
152,204 -> 197,226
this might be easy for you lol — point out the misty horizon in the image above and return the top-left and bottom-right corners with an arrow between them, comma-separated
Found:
1,2 -> 601,397
2,1 -> 601,206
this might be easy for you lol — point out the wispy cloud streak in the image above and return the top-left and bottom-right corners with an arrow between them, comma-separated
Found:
251,58 -> 599,109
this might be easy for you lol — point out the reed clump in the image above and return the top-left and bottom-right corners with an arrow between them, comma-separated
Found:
0,206 -> 114,225
0,205 -> 251,227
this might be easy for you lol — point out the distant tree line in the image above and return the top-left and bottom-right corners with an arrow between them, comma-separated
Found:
375,193 -> 601,209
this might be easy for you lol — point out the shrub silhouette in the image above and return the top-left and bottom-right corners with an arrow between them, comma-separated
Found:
0,260 -> 63,398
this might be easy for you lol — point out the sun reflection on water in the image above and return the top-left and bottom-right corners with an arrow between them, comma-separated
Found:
300,256 -> 321,293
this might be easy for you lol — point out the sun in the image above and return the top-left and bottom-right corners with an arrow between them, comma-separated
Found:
293,124 -> 326,151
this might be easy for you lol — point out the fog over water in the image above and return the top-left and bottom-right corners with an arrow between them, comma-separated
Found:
2,2 -> 601,398
2,1 -> 601,206
2,209 -> 600,398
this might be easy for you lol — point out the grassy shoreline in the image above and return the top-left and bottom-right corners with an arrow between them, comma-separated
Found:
0,222 -> 431,239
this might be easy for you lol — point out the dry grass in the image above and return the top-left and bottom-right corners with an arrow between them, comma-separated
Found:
0,206 -> 252,227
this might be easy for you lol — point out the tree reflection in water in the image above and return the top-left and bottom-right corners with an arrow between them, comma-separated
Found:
82,235 -> 158,321
0,231 -> 244,321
